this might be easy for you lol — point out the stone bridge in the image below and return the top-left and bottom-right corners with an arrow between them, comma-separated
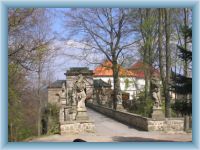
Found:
86,103 -> 185,132
30,106 -> 192,142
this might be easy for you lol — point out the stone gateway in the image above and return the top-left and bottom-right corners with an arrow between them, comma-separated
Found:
60,69 -> 95,134
48,68 -> 95,134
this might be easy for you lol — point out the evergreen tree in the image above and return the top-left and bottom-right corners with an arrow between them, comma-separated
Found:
172,26 -> 192,115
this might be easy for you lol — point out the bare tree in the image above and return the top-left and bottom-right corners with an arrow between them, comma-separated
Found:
64,8 -> 139,110
29,9 -> 56,136
8,8 -> 56,137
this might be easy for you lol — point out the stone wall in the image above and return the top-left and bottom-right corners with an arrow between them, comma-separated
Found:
48,88 -> 61,104
60,121 -> 95,134
86,103 -> 149,131
147,118 -> 184,131
86,103 -> 184,132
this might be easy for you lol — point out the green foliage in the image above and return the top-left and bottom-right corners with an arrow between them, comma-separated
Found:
46,103 -> 60,135
8,64 -> 38,141
8,64 -> 24,141
127,91 -> 153,117
171,100 -> 192,116
46,103 -> 60,116
18,128 -> 33,140
124,78 -> 130,90
140,15 -> 157,38
171,26 -> 192,115
8,8 -> 54,141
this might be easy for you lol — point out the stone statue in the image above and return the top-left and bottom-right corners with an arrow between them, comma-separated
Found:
61,83 -> 66,97
74,74 -> 87,111
56,82 -> 66,105
117,90 -> 122,104
116,90 -> 124,111
151,75 -> 161,108
56,82 -> 67,123
108,78 -> 111,85
71,89 -> 77,106
60,82 -> 67,105
100,87 -> 107,105
67,89 -> 77,121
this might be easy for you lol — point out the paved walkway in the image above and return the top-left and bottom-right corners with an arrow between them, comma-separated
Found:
30,108 -> 192,142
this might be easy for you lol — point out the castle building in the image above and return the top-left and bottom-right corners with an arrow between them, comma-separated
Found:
47,60 -> 159,104
93,60 -> 146,99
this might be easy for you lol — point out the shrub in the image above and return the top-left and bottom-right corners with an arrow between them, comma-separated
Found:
171,100 -> 192,116
127,91 -> 153,117
45,103 -> 60,134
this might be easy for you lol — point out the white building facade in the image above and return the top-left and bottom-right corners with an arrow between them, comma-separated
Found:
93,61 -> 146,100
93,76 -> 145,100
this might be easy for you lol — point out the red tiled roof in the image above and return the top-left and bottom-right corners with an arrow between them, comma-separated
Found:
128,61 -> 160,78
128,61 -> 145,78
93,60 -> 160,78
93,60 -> 135,77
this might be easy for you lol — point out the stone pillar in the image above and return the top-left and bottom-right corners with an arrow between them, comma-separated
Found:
59,107 -> 65,123
76,110 -> 89,121
116,104 -> 124,111
151,106 -> 165,120
71,106 -> 77,120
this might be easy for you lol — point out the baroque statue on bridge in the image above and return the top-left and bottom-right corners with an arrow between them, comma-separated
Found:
56,82 -> 67,106
74,74 -> 87,112
151,74 -> 161,108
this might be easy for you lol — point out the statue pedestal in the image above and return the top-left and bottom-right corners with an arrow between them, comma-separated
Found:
76,110 -> 89,121
101,100 -> 106,105
151,107 -> 165,120
59,106 -> 74,123
60,107 -> 95,134
116,103 -> 124,111
60,120 -> 95,134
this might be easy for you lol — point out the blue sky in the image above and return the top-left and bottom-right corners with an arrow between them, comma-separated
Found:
46,8 -> 192,80
48,8 -> 139,80
47,8 -> 95,79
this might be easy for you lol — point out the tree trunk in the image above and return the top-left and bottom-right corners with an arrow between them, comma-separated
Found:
158,9 -> 165,89
144,62 -> 150,100
143,9 -> 151,101
183,8 -> 189,77
183,8 -> 190,131
37,62 -> 41,136
112,57 -> 120,110
164,8 -> 171,118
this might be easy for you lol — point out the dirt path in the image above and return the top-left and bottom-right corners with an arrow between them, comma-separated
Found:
30,108 -> 192,142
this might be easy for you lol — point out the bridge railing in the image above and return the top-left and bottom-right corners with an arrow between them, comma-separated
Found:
86,102 -> 184,132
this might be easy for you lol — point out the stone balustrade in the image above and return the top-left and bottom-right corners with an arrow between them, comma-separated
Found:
86,102 -> 184,132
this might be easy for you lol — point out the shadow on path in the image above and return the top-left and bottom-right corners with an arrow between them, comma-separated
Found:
112,136 -> 190,142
